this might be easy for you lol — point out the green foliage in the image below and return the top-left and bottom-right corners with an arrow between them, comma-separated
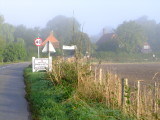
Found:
97,38 -> 119,52
0,37 -> 6,61
3,43 -> 17,62
14,25 -> 39,58
2,23 -> 15,42
15,41 -> 27,60
136,16 -> 160,52
116,21 -> 147,53
45,15 -> 80,45
2,42 -> 27,62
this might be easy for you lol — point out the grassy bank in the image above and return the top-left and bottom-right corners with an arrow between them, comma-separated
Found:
24,65 -> 132,120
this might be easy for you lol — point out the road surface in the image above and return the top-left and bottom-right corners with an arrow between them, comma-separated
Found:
0,63 -> 31,120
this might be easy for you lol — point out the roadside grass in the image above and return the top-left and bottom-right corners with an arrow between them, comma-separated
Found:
24,66 -> 132,120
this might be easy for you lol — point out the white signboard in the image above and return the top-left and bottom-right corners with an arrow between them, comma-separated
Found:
32,57 -> 52,72
143,45 -> 150,50
62,45 -> 77,50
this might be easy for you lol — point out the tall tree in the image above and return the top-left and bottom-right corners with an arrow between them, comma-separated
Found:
116,21 -> 147,53
45,15 -> 80,45
2,23 -> 15,42
2,41 -> 27,62
136,16 -> 160,51
14,25 -> 39,58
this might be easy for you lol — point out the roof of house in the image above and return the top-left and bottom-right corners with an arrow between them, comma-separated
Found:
42,32 -> 59,46
96,33 -> 116,45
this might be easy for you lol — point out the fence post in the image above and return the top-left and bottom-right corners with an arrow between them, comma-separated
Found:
94,67 -> 97,82
137,80 -> 143,119
99,68 -> 102,85
121,78 -> 128,112
124,78 -> 128,104
154,81 -> 158,113
121,79 -> 124,107
89,65 -> 92,71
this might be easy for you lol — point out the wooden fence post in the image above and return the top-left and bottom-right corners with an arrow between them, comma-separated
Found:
121,79 -> 125,107
154,81 -> 158,113
89,65 -> 92,71
121,78 -> 128,112
99,68 -> 102,85
94,67 -> 97,82
124,78 -> 128,107
137,80 -> 143,119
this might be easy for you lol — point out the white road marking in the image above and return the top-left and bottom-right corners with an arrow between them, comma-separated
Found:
0,66 -> 11,69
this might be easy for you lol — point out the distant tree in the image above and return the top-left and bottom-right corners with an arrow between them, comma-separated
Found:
2,23 -> 15,42
0,37 -> 6,62
72,32 -> 92,54
14,25 -> 39,58
3,43 -> 17,62
116,21 -> 147,53
42,15 -> 93,56
136,16 -> 160,52
97,38 -> 119,52
15,41 -> 27,60
45,15 -> 80,45
0,15 -> 15,42
2,42 -> 27,62
90,35 -> 100,43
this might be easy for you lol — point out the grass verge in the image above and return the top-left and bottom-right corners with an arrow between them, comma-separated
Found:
24,65 -> 133,120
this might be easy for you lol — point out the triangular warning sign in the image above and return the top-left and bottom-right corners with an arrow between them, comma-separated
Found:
42,41 -> 56,53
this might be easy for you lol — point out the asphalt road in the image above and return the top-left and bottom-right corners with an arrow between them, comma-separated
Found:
0,63 -> 31,120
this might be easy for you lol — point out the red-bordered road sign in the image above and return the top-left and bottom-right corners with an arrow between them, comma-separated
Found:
34,38 -> 42,46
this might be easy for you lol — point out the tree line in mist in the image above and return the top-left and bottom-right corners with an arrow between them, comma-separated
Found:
0,15 -> 91,62
97,16 -> 160,53
0,15 -> 160,62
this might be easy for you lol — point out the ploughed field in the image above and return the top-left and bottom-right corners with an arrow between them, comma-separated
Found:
100,63 -> 160,85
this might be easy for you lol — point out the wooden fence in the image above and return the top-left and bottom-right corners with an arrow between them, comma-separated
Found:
91,66 -> 160,120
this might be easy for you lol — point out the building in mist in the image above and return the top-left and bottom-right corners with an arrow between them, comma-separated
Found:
96,33 -> 116,46
141,42 -> 152,53
96,28 -> 117,52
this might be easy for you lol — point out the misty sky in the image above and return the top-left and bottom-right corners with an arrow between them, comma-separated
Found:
0,0 -> 160,35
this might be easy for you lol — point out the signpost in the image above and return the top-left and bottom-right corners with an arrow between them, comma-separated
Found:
32,37 -> 56,72
34,37 -> 42,58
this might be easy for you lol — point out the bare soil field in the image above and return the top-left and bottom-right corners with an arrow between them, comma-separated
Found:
100,63 -> 160,85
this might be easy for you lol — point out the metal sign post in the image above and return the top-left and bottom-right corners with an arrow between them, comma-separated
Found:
38,46 -> 40,58
48,41 -> 50,58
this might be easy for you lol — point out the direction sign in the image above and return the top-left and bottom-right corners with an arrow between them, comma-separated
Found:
34,38 -> 42,46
